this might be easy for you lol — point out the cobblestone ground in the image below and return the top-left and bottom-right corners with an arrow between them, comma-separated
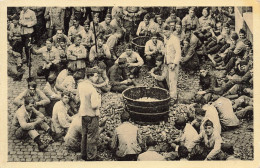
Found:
8,47 -> 253,161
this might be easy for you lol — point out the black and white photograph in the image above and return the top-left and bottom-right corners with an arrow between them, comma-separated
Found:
2,1 -> 258,166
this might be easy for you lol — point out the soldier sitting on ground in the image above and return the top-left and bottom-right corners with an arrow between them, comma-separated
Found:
13,97 -> 55,151
110,111 -> 143,161
149,55 -> 168,89
52,91 -> 73,140
137,136 -> 165,161
115,43 -> 144,78
108,58 -> 137,93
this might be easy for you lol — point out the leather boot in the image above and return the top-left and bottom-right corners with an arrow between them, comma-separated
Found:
34,135 -> 48,151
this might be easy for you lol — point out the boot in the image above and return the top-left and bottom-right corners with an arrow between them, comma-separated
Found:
47,129 -> 59,142
34,135 -> 48,151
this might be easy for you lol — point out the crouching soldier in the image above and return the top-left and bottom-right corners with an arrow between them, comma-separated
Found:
13,97 -> 55,151
111,111 -> 143,161
108,58 -> 137,93
149,55 -> 168,89
190,120 -> 232,160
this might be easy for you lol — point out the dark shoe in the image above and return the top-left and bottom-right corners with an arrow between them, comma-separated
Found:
34,135 -> 48,151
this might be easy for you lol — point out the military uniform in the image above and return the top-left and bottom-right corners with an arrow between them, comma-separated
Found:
67,44 -> 87,70
44,7 -> 65,37
19,8 -> 37,62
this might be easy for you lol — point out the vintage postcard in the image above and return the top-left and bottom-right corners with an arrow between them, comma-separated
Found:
0,0 -> 259,168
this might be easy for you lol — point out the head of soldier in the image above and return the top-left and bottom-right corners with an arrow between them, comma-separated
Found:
12,16 -> 19,26
84,20 -> 90,32
59,38 -> 66,49
73,19 -> 80,28
93,16 -> 100,24
216,22 -> 222,31
170,11 -> 177,20
239,29 -> 246,40
183,37 -> 190,48
174,116 -> 187,130
97,36 -> 104,48
228,7 -> 234,13
163,25 -> 171,39
46,38 -> 53,51
86,68 -> 99,84
56,29 -> 63,38
238,61 -> 249,73
27,77 -> 37,96
105,14 -> 112,25
223,23 -> 230,34
144,14 -> 150,25
202,8 -> 208,17
204,120 -> 214,136
184,28 -> 191,39
61,91 -> 70,105
125,44 -> 133,56
230,32 -> 239,45
189,7 -> 195,18
118,58 -> 127,69
155,55 -> 164,67
200,67 -> 208,77
24,97 -> 35,112
169,21 -> 176,32
74,35 -> 82,46
156,16 -> 162,25
23,7 -> 29,12
151,32 -> 158,44
175,21 -> 182,33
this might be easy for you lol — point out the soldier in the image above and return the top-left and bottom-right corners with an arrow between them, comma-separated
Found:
77,20 -> 95,52
52,29 -> 71,48
99,14 -> 113,41
19,7 -> 37,63
13,97 -> 54,151
7,44 -> 25,81
30,7 -> 46,46
149,56 -> 168,89
123,7 -> 145,41
68,18 -> 84,42
108,58 -> 136,93
78,68 -> 101,161
8,16 -> 23,55
136,14 -> 150,36
144,32 -> 164,68
14,77 -> 51,116
32,38 -> 61,80
115,43 -> 144,78
182,7 -> 199,31
44,7 -> 65,38
67,35 -> 87,72
163,25 -> 181,100
89,36 -> 112,69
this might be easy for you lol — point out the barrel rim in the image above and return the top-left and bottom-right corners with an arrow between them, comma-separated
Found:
131,36 -> 150,48
122,86 -> 171,103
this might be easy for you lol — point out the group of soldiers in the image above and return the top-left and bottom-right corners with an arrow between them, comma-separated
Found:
8,6 -> 253,161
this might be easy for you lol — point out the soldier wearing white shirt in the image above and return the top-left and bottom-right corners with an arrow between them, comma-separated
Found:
144,32 -> 164,68
52,91 -> 73,137
19,7 -> 37,63
78,68 -> 101,161
115,44 -> 144,78
67,35 -> 87,71
137,136 -> 165,161
32,38 -> 61,80
163,25 -> 181,99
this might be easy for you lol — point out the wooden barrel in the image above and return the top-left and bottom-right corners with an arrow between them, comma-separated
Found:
122,87 -> 170,122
